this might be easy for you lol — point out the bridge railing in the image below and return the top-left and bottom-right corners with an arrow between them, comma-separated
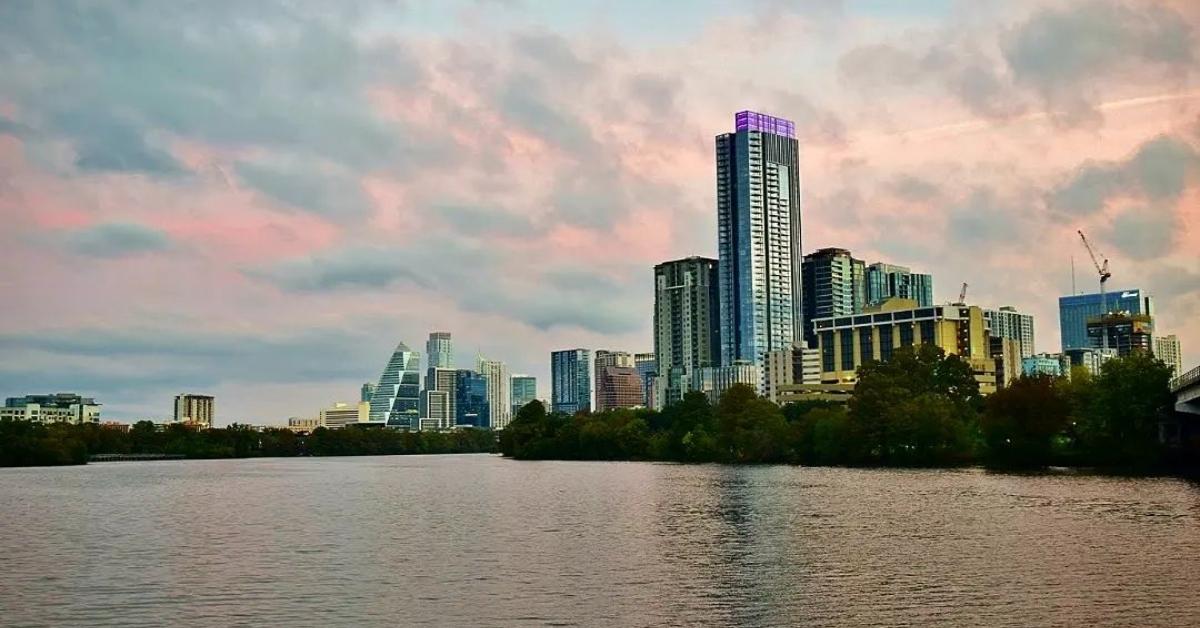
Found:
1170,365 -> 1200,393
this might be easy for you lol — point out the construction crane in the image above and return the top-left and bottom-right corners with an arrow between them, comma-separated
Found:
958,282 -> 968,305
1077,230 -> 1112,353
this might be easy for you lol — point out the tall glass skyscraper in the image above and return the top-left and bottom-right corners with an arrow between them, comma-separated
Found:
551,348 -> 591,414
717,110 -> 802,368
455,370 -> 489,428
1059,289 -> 1153,350
865,263 -> 932,308
368,342 -> 421,428
478,358 -> 512,430
510,374 -> 537,415
426,331 -> 453,369
654,256 -> 719,406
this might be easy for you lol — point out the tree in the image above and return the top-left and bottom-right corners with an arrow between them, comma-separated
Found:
1078,351 -> 1174,466
982,375 -> 1071,467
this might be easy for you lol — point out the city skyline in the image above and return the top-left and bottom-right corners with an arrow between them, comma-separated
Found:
2,1 -> 1198,423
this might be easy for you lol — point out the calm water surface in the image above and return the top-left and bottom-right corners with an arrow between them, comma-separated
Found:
2,456 -> 1199,627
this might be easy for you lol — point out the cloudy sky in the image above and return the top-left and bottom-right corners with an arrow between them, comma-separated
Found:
1,0 -> 1198,424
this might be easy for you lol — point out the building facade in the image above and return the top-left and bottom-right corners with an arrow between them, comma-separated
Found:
717,111 -> 803,368
691,361 -> 762,404
2,394 -> 101,424
368,342 -> 422,428
763,344 -> 819,404
811,299 -> 996,394
551,349 -> 591,415
1063,347 -> 1114,377
174,394 -> 214,428
511,374 -> 538,415
801,248 -> 865,346
1022,354 -> 1067,378
424,367 -> 459,428
596,365 -> 646,411
320,401 -> 368,429
1087,313 -> 1154,356
455,370 -> 489,428
360,382 -> 375,403
478,359 -> 512,430
990,337 -> 1023,390
1154,334 -> 1183,376
653,256 -> 720,408
984,306 -> 1036,359
1059,289 -> 1153,350
426,331 -> 453,370
865,262 -> 932,308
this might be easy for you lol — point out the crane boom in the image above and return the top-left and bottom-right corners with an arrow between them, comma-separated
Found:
1077,230 -> 1110,280
958,282 -> 968,304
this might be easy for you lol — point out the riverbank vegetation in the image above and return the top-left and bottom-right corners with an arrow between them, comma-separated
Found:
0,421 -> 496,467
501,346 -> 1188,472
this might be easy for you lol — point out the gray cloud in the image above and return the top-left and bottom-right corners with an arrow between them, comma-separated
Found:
1050,134 -> 1200,216
65,222 -> 173,258
435,204 -> 541,237
1001,2 -> 1196,126
1103,205 -> 1179,261
243,247 -> 428,293
235,157 -> 371,219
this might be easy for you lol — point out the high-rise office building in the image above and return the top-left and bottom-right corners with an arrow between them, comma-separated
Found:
511,375 -> 537,415
653,256 -> 720,407
426,332 -> 453,370
595,365 -> 645,411
551,349 -> 591,414
478,358 -> 512,430
360,382 -> 375,403
1154,334 -> 1183,377
174,394 -> 214,428
418,391 -> 451,431
984,306 -> 1036,359
691,361 -> 762,404
1,393 -> 101,424
1059,289 -> 1153,350
634,353 -> 656,408
717,111 -> 802,368
801,248 -> 865,346
368,342 -> 421,428
455,370 -> 489,428
866,263 -> 932,308
424,367 -> 459,428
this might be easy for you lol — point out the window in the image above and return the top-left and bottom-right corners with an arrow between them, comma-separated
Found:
841,331 -> 855,371
899,323 -> 914,347
920,320 -> 935,345
859,328 -> 874,362
821,331 -> 835,371
880,327 -> 894,361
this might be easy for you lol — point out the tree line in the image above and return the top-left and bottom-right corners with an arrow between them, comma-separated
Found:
501,345 -> 1186,471
0,421 -> 496,467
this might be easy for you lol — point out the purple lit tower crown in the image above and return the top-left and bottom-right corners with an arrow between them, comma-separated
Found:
733,110 -> 796,138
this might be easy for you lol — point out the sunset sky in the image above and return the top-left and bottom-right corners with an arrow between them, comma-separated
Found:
1,0 -> 1198,423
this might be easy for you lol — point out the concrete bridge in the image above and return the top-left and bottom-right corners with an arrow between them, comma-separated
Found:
1172,366 -> 1200,415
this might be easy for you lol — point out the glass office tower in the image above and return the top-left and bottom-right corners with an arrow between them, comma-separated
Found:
716,110 -> 802,367
368,342 -> 422,428
1059,289 -> 1153,350
551,348 -> 591,414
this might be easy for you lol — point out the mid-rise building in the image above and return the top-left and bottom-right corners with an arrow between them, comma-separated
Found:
286,416 -> 321,433
455,370 -> 489,428
691,361 -> 762,404
717,111 -> 803,368
1087,313 -> 1154,356
418,391 -> 451,431
367,342 -> 421,428
551,349 -> 591,414
594,350 -> 637,412
478,358 -> 512,430
984,306 -> 1036,359
174,394 -> 214,428
865,262 -> 932,308
1154,334 -> 1183,376
426,331 -> 453,370
511,374 -> 537,415
424,367 -> 459,426
1063,347 -> 1115,377
763,344 -> 820,404
810,298 -> 996,394
1022,353 -> 1068,378
801,247 -> 865,346
1059,288 -> 1153,350
653,256 -> 720,407
1,393 -> 101,424
320,401 -> 368,429
990,337 -> 1023,390
634,353 -> 656,408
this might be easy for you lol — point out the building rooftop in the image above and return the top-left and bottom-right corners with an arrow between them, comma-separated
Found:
734,110 -> 796,138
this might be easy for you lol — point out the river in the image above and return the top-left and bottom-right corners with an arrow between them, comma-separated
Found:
2,455 -> 1198,627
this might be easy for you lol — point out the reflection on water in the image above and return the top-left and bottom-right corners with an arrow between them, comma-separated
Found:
2,457 -> 1199,627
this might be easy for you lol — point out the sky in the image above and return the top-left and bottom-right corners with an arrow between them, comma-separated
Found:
1,0 -> 1198,424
